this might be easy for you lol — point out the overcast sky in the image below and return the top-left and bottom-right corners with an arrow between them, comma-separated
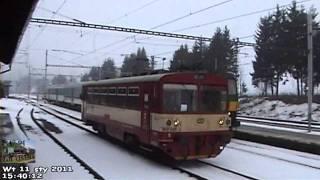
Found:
5,0 -> 320,94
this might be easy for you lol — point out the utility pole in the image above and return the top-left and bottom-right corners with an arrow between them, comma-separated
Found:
44,49 -> 48,98
151,56 -> 155,71
162,58 -> 166,70
99,67 -> 102,80
307,12 -> 313,132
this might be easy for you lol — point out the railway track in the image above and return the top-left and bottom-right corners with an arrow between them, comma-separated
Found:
39,104 -> 82,121
226,145 -> 320,170
32,101 -> 259,179
237,115 -> 320,131
197,160 -> 258,180
37,101 -> 317,176
30,108 -> 104,180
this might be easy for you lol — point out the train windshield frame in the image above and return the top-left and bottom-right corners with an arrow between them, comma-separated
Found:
162,83 -> 227,113
162,84 -> 198,113
199,85 -> 227,113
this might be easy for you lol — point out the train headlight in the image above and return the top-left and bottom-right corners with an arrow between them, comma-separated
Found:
228,112 -> 231,117
166,120 -> 172,126
173,119 -> 181,127
218,118 -> 224,125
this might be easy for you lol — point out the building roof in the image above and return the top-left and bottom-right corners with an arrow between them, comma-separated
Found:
0,0 -> 38,64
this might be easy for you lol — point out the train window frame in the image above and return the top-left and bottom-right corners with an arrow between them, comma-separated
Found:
128,87 -> 140,96
108,87 -> 116,95
199,85 -> 228,113
117,87 -> 127,96
162,83 -> 198,113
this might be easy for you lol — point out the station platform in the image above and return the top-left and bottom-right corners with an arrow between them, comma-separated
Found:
234,125 -> 320,155
0,113 -> 21,140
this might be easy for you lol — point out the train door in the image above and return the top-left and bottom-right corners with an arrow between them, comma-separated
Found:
141,84 -> 152,143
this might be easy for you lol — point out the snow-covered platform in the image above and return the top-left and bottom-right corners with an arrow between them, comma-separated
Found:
0,112 -> 25,141
235,124 -> 320,155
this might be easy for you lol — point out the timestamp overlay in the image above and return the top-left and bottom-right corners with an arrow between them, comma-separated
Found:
1,140 -> 74,179
1,164 -> 74,180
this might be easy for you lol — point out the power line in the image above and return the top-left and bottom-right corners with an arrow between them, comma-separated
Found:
38,7 -> 85,23
30,18 -> 256,47
135,41 -> 182,47
107,0 -> 160,24
89,0 -> 234,59
122,0 -> 234,48
28,0 -> 68,48
47,64 -> 97,69
150,0 -> 233,30
29,18 -> 212,41
48,53 -> 84,66
174,0 -> 313,32
77,0 -> 160,40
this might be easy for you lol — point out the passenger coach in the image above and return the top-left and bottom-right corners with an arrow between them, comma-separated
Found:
81,72 -> 238,160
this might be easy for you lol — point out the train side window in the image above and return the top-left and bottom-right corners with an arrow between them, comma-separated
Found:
117,87 -> 127,96
128,87 -> 139,96
109,87 -> 116,95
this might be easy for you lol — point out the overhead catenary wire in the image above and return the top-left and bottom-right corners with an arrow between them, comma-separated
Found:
77,0 -> 161,40
150,0 -> 233,30
107,0 -> 161,24
119,0 -> 234,50
74,0 -> 234,62
173,0 -> 313,32
28,0 -> 68,48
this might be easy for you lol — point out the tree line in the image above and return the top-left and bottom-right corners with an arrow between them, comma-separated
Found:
79,26 -> 238,82
169,27 -> 238,78
78,1 -> 320,97
251,1 -> 320,96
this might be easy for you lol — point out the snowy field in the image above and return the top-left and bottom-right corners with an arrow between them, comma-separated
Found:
1,98 -> 320,179
239,97 -> 320,121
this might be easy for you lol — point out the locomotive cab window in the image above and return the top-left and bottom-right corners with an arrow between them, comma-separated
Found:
199,86 -> 227,113
163,84 -> 197,113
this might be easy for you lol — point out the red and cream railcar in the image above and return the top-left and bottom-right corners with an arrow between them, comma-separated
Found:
81,72 -> 235,160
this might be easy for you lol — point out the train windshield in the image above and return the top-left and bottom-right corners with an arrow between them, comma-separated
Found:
163,84 -> 197,113
199,86 -> 227,113
162,84 -> 227,113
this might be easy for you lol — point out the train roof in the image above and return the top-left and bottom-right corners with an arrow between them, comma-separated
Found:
48,83 -> 81,89
82,73 -> 172,86
81,72 -> 230,86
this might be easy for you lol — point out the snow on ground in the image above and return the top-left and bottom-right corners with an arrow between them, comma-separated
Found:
241,122 -> 320,136
0,98 -> 93,180
2,98 -> 320,179
34,105 -> 92,132
31,99 -> 320,179
38,102 -> 82,119
239,97 -> 320,121
32,105 -> 193,179
204,139 -> 320,180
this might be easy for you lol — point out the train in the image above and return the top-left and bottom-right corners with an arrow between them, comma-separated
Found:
46,72 -> 239,160
46,83 -> 82,111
